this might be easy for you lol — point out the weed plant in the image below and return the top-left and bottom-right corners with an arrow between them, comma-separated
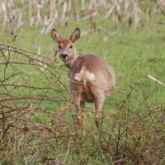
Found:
0,0 -> 165,164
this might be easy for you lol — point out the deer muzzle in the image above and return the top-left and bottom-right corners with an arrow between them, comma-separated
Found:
60,53 -> 68,60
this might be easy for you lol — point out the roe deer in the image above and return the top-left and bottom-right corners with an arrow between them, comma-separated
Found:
51,28 -> 116,130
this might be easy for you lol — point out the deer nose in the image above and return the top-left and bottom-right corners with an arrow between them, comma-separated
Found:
61,53 -> 68,59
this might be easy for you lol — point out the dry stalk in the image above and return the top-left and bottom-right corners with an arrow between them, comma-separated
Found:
71,0 -> 77,21
0,0 -> 154,34
156,0 -> 165,15
63,137 -> 72,164
147,74 -> 165,87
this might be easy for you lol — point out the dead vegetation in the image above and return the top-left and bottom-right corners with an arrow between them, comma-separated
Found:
0,0 -> 165,35
0,45 -> 164,164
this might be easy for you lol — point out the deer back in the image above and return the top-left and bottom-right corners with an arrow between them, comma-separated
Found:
69,54 -> 116,101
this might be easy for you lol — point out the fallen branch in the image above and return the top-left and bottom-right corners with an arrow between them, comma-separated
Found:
147,74 -> 165,87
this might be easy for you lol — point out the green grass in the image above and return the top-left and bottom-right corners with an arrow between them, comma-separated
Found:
0,1 -> 165,164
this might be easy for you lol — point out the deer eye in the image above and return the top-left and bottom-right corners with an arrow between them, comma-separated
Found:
58,45 -> 61,49
69,45 -> 73,48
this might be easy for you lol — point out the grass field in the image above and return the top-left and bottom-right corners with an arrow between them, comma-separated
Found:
0,0 -> 165,164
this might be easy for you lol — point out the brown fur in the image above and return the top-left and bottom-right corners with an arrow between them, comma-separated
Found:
51,28 -> 116,130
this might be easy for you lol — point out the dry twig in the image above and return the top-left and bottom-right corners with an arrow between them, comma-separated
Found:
147,74 -> 165,87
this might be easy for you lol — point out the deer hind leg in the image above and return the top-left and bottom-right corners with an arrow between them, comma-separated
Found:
72,92 -> 81,127
80,100 -> 86,131
94,92 -> 106,129
72,91 -> 86,130
94,102 -> 104,129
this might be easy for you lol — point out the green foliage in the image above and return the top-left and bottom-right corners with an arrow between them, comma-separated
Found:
0,0 -> 165,164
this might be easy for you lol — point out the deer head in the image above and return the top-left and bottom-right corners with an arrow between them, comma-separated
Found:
51,28 -> 80,68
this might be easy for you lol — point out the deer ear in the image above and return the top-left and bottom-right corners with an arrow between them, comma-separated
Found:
70,28 -> 80,43
51,29 -> 62,43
